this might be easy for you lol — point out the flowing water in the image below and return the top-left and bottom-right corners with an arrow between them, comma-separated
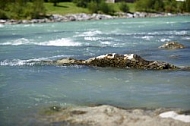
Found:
0,16 -> 190,125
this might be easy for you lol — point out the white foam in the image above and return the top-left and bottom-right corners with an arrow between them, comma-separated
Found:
0,38 -> 31,45
0,57 -> 53,66
0,59 -> 35,66
84,37 -> 101,41
141,36 -> 153,40
175,31 -> 187,35
101,41 -> 111,45
0,38 -> 81,47
169,31 -> 188,35
159,111 -> 190,123
75,30 -> 102,37
38,38 -> 81,46
0,54 -> 73,66
49,55 -> 73,59
160,38 -> 171,42
182,37 -> 190,40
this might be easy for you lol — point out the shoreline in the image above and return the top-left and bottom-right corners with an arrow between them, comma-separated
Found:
38,104 -> 190,126
0,12 -> 190,25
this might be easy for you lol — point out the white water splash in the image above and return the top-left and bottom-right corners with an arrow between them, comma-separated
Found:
160,38 -> 171,42
38,38 -> 81,46
84,37 -> 101,41
0,54 -> 74,66
75,30 -> 102,37
0,38 -> 81,46
0,59 -> 36,66
0,38 -> 31,46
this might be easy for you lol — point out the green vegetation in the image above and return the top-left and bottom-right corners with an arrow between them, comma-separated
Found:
45,2 -> 89,15
39,106 -> 62,115
0,0 -> 190,20
87,1 -> 115,15
135,0 -> 164,12
119,2 -> 130,13
0,0 -> 46,19
135,0 -> 190,13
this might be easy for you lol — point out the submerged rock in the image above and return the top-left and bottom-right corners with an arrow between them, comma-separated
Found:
52,53 -> 178,70
159,41 -> 185,49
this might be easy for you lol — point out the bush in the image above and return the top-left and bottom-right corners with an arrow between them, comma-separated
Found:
135,0 -> 164,12
154,0 -> 164,12
99,2 -> 115,15
164,0 -> 177,13
88,1 -> 99,13
32,0 -> 46,19
73,0 -> 90,8
87,0 -> 115,15
119,2 -> 129,12
185,0 -> 190,12
0,10 -> 8,19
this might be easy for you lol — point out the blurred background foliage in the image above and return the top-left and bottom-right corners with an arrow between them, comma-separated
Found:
0,0 -> 190,19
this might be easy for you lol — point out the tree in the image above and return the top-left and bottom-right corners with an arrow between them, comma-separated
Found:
135,0 -> 165,12
0,0 -> 8,10
135,0 -> 153,12
164,0 -> 177,13
99,1 -> 115,15
185,0 -> 190,12
154,0 -> 164,12
87,0 -> 114,15
88,1 -> 99,13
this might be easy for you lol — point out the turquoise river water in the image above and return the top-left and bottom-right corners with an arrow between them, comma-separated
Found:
0,16 -> 190,125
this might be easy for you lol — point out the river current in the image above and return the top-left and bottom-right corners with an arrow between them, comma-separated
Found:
0,16 -> 190,125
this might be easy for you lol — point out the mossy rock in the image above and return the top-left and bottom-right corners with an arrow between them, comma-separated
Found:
159,41 -> 185,49
40,106 -> 62,115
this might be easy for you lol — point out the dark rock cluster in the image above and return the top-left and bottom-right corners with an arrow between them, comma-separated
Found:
51,53 -> 178,70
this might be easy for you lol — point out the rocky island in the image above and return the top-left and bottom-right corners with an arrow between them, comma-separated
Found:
41,53 -> 178,70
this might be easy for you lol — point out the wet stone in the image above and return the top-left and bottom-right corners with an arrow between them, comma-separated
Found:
159,41 -> 185,49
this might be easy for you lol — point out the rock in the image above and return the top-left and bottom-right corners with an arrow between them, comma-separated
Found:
0,19 -> 6,24
54,58 -> 83,65
3,13 -> 190,25
159,41 -> 185,49
87,53 -> 177,70
51,53 -> 178,70
38,105 -> 190,126
159,111 -> 190,123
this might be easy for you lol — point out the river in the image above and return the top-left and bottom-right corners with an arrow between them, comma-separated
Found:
0,16 -> 190,125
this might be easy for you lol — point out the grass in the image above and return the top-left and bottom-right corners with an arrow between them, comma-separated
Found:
44,2 -> 90,15
127,3 -> 136,12
109,2 -> 136,12
44,2 -> 136,15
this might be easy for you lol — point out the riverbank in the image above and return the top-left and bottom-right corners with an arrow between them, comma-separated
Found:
0,12 -> 189,25
38,105 -> 190,126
